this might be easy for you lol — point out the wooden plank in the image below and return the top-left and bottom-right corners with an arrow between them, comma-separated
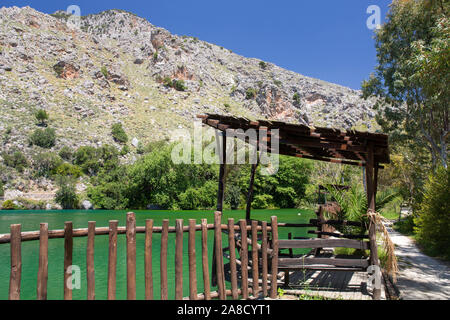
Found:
309,219 -> 364,228
201,219 -> 211,301
261,221 -> 268,297
126,212 -> 137,300
251,220 -> 259,297
145,219 -> 154,300
246,162 -> 258,220
228,219 -> 238,300
107,221 -> 118,300
64,222 -> 73,300
188,219 -> 197,300
175,219 -> 184,300
278,257 -> 370,268
308,230 -> 369,239
160,219 -> 169,300
278,239 -> 369,250
9,224 -> 21,300
214,212 -> 226,300
270,216 -> 279,299
239,220 -> 249,299
87,221 -> 95,300
37,223 -> 48,300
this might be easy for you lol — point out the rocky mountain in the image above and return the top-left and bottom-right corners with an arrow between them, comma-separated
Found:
0,6 -> 377,199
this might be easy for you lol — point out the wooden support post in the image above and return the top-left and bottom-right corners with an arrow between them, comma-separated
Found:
37,223 -> 48,300
228,219 -> 239,300
145,219 -> 154,300
87,221 -> 95,300
175,219 -> 184,300
246,163 -> 259,221
251,220 -> 259,297
188,219 -> 198,300
160,220 -> 169,300
64,222 -> 73,300
201,219 -> 211,301
214,212 -> 226,300
9,224 -> 21,300
213,131 -> 227,287
285,233 -> 292,286
107,221 -> 118,300
270,216 -> 279,299
366,142 -> 381,300
126,212 -> 137,300
261,221 -> 268,297
239,220 -> 249,299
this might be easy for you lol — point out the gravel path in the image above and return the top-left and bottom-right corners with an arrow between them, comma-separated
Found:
386,223 -> 450,300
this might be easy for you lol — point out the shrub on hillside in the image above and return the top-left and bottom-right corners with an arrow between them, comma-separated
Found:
74,146 -> 100,176
30,128 -> 56,148
111,123 -> 128,144
2,150 -> 29,173
415,167 -> 450,259
35,109 -> 49,126
1,200 -> 17,210
32,152 -> 63,178
54,163 -> 83,179
246,88 -> 257,99
0,181 -> 4,197
59,146 -> 73,162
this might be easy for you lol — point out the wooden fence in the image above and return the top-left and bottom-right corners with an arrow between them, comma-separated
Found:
0,212 -> 279,301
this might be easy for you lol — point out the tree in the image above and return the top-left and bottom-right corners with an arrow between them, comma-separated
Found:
55,176 -> 79,209
35,109 -> 49,126
414,166 -> 450,259
111,123 -> 128,144
362,0 -> 449,169
32,152 -> 63,178
30,128 -> 56,149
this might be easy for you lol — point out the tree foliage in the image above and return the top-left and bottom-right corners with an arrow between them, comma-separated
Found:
362,0 -> 449,168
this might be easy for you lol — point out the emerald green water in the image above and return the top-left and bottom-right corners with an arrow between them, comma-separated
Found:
0,209 -> 315,300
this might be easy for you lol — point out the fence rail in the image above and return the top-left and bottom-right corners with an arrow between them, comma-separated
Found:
0,212 -> 279,301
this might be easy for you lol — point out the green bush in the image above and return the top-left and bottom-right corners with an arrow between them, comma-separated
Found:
0,181 -> 4,197
59,146 -> 73,162
74,146 -> 100,176
252,194 -> 273,209
55,177 -> 79,209
2,150 -> 29,173
293,92 -> 301,104
225,184 -> 241,210
111,123 -> 128,144
394,215 -> 416,236
415,167 -> 450,259
32,152 -> 63,178
246,88 -> 257,99
30,128 -> 56,148
1,200 -> 17,210
259,61 -> 267,69
54,163 -> 83,178
35,109 -> 49,125
173,79 -> 187,92
101,66 -> 109,78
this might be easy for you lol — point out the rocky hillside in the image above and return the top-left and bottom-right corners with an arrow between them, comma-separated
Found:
0,6 -> 377,199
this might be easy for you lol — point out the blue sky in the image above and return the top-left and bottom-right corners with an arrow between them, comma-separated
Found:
1,0 -> 392,89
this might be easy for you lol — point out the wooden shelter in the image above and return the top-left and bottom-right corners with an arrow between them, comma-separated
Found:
199,113 -> 390,300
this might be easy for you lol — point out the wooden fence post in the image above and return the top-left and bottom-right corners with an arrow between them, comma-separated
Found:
64,222 -> 73,300
201,219 -> 211,301
107,221 -> 118,300
228,219 -> 238,300
160,220 -> 169,300
37,223 -> 48,300
270,216 -> 279,299
9,224 -> 21,300
175,219 -> 184,300
251,220 -> 259,297
126,212 -> 137,300
261,221 -> 268,297
239,220 -> 249,299
145,219 -> 154,300
214,212 -> 226,300
87,221 -> 96,300
188,219 -> 198,300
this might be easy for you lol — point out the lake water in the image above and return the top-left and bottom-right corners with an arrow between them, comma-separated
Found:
0,209 -> 316,300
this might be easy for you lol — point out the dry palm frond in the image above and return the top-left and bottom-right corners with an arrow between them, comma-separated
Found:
365,210 -> 399,282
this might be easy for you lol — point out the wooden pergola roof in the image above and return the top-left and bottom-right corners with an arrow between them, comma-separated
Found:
198,114 -> 390,167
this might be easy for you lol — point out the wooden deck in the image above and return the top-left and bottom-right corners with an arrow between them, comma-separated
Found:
281,268 -> 386,300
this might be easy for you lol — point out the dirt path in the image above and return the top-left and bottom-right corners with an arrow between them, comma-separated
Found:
386,222 -> 450,300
